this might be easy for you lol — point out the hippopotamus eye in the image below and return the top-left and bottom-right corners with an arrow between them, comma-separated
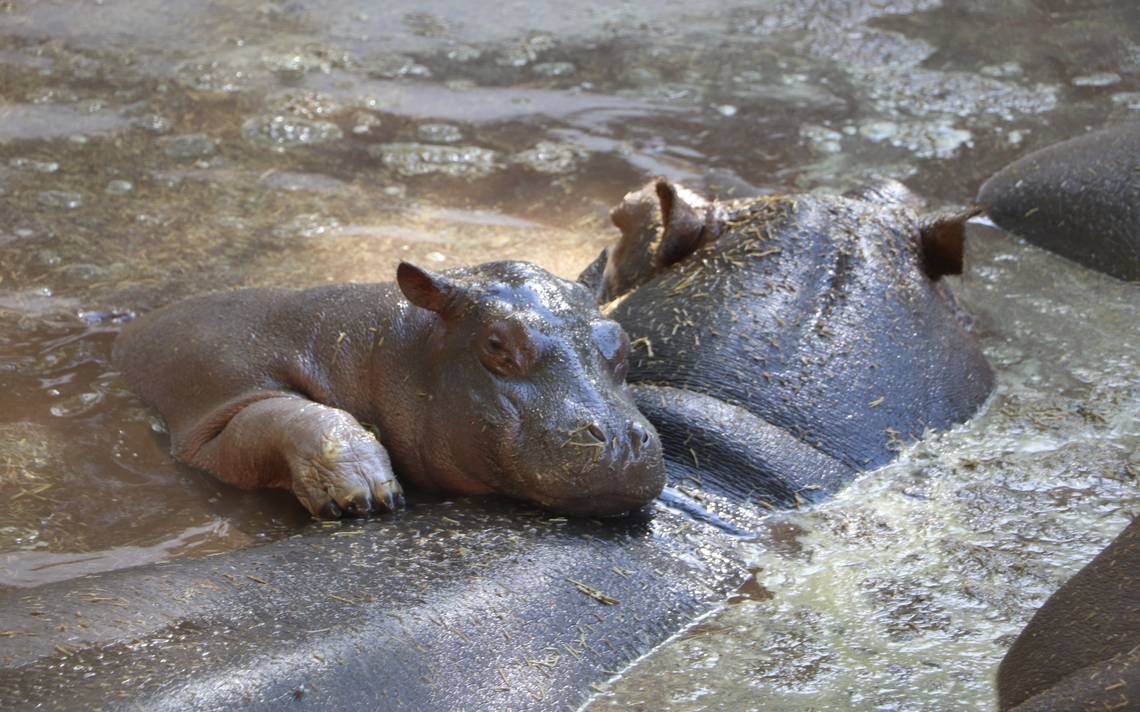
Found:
479,322 -> 536,378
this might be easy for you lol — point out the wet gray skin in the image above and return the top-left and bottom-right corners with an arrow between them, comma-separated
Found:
580,178 -> 992,507
113,260 -> 664,518
1,0 -> 1139,709
997,518 -> 1140,711
978,121 -> 1140,281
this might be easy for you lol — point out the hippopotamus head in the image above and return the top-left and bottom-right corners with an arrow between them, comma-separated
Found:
392,260 -> 665,515
578,177 -> 979,304
578,179 -> 724,303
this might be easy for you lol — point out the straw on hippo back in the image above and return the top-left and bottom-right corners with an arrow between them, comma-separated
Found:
580,179 -> 994,506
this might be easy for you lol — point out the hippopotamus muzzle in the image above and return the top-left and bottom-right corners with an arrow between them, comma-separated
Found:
404,261 -> 667,516
512,412 -> 665,517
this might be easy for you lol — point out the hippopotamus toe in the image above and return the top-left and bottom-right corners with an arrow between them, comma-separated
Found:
290,427 -> 403,519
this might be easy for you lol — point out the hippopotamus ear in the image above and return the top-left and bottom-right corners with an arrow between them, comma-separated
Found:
576,247 -> 610,301
918,207 -> 983,280
397,262 -> 466,315
654,180 -> 717,267
603,179 -> 723,301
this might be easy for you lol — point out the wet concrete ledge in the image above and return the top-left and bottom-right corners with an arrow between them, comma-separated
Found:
0,497 -> 748,711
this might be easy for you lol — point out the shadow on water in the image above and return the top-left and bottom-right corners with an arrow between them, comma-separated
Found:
0,0 -> 1137,707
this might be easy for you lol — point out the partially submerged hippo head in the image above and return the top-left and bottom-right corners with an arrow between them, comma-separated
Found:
581,177 -> 976,304
575,178 -> 994,499
391,261 -> 665,515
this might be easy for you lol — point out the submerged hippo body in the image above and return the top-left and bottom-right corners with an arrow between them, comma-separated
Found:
581,180 -> 994,505
113,261 -> 664,517
978,122 -> 1140,281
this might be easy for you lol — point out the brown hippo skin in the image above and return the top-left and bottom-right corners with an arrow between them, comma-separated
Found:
579,179 -> 993,506
997,518 -> 1140,711
113,261 -> 665,518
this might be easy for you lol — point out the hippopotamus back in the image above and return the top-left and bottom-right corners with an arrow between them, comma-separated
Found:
586,181 -> 994,504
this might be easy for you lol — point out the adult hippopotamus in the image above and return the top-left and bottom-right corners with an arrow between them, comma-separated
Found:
113,261 -> 665,518
579,179 -> 994,506
978,121 -> 1140,281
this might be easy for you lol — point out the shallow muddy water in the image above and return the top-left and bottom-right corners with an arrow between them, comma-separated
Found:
0,0 -> 1137,707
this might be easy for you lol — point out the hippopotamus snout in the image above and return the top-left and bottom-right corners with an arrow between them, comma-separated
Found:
529,404 -> 665,516
584,417 -> 660,471
576,418 -> 653,460
548,424 -> 664,516
608,419 -> 659,471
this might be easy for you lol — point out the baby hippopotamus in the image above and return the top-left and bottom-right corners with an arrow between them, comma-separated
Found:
579,179 -> 994,506
114,261 -> 665,518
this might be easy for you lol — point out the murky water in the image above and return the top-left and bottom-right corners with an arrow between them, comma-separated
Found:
1,0 -> 1137,706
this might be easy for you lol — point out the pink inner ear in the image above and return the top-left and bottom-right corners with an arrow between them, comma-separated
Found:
655,180 -> 711,267
396,262 -> 454,313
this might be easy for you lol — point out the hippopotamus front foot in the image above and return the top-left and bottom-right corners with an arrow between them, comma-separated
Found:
286,406 -> 405,518
188,395 -> 405,519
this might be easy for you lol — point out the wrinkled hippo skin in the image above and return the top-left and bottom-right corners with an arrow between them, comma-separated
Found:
580,180 -> 994,505
978,122 -> 1140,281
997,518 -> 1140,711
113,261 -> 664,518
0,498 -> 750,711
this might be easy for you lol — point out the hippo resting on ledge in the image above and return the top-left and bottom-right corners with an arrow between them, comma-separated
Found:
579,179 -> 995,506
113,261 -> 665,518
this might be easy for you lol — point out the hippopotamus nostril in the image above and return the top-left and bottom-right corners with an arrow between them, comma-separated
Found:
586,423 -> 606,443
629,421 -> 650,454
